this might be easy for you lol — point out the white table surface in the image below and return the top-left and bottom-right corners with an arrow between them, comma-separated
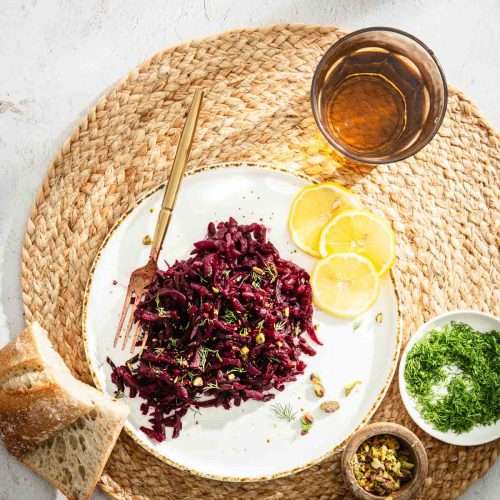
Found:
0,1 -> 498,498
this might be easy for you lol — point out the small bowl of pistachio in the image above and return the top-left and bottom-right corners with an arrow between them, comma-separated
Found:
342,422 -> 428,500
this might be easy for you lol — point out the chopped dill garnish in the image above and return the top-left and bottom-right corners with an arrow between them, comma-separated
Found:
197,273 -> 209,284
251,266 -> 265,288
227,367 -> 246,375
190,407 -> 202,421
271,402 -> 297,423
252,272 -> 263,288
264,262 -> 278,282
352,319 -> 362,332
404,321 -> 500,433
166,338 -> 177,348
198,346 -> 221,371
203,381 -> 219,392
222,309 -> 238,324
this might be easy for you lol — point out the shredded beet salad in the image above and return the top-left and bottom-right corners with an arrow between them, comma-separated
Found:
108,218 -> 319,442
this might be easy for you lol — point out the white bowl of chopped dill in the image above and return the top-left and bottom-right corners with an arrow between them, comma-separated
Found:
399,310 -> 500,445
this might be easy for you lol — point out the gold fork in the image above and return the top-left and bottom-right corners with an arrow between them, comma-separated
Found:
114,89 -> 204,353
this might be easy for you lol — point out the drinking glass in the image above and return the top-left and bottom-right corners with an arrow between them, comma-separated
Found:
311,27 -> 447,164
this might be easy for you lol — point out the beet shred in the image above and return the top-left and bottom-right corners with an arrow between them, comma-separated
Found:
108,218 -> 319,441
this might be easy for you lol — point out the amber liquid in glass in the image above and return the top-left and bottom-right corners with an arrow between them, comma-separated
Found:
323,49 -> 429,156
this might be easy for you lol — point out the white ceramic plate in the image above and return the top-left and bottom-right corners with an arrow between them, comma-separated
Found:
83,162 -> 401,481
399,310 -> 500,446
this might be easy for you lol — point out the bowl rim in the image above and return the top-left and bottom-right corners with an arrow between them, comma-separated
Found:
398,309 -> 500,446
341,422 -> 428,500
310,26 -> 448,165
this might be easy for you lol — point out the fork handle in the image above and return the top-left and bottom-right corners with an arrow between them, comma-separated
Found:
150,89 -> 204,262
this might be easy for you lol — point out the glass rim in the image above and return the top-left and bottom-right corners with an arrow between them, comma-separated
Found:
310,26 -> 448,164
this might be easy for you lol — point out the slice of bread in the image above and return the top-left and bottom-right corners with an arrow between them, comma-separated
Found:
0,323 -> 95,456
0,322 -> 129,499
21,388 -> 129,500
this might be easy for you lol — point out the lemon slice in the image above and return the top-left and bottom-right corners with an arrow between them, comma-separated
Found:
319,209 -> 396,275
288,183 -> 360,257
311,253 -> 380,318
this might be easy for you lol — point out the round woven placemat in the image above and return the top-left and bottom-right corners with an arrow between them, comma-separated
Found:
21,25 -> 499,499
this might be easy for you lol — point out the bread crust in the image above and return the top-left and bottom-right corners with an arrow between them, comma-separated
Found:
0,323 -> 129,498
0,324 -> 91,456
0,326 -> 43,383
0,384 -> 91,456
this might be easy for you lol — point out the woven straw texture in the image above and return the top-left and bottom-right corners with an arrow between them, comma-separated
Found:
21,25 -> 499,499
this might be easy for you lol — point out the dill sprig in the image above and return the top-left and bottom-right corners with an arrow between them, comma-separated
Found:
166,338 -> 177,349
227,366 -> 246,375
251,267 -> 264,288
203,381 -> 219,392
190,407 -> 202,422
198,346 -> 222,371
263,262 -> 278,282
222,309 -> 238,324
404,321 -> 500,433
271,402 -> 297,423
251,263 -> 278,288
